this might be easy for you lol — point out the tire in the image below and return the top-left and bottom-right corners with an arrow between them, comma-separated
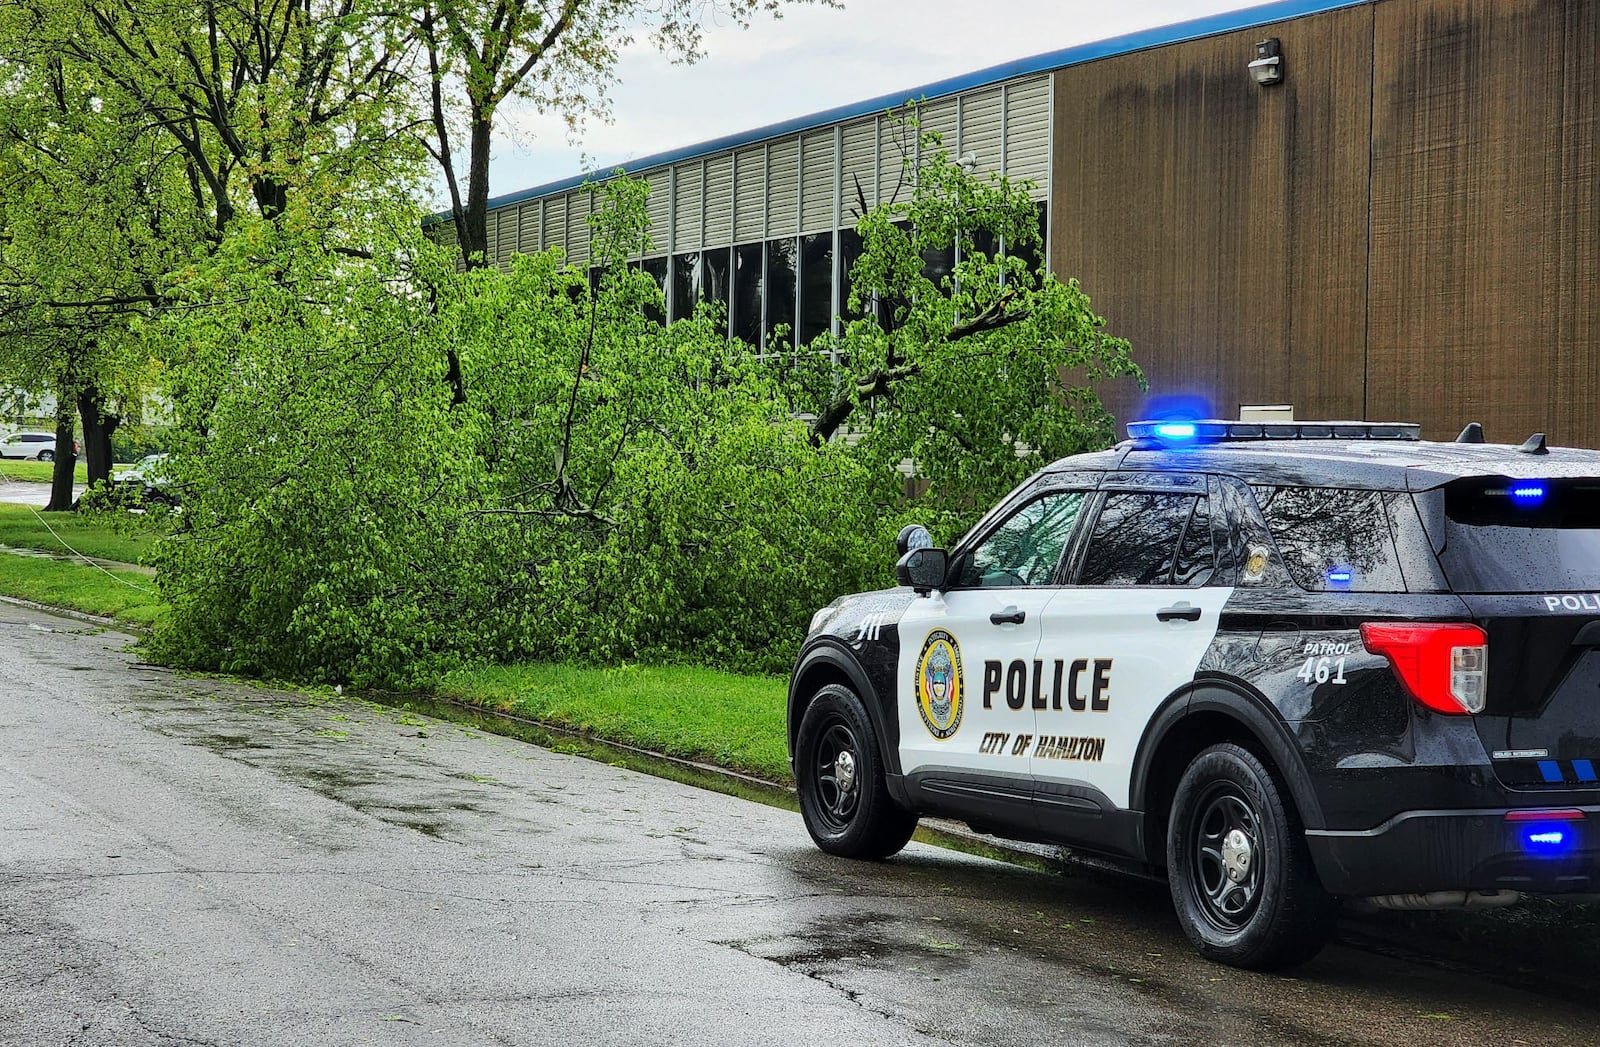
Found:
1166,742 -> 1338,970
795,684 -> 917,860
37,450 -> 54,462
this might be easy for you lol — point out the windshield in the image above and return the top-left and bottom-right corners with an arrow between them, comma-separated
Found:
1428,478 -> 1600,593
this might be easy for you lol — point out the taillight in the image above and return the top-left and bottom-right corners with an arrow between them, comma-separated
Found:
1360,622 -> 1488,715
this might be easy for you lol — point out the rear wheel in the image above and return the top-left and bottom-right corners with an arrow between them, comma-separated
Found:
37,449 -> 54,462
796,684 -> 916,859
1166,743 -> 1337,970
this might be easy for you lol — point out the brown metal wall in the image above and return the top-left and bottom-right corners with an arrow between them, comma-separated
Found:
1367,0 -> 1599,445
1051,0 -> 1600,446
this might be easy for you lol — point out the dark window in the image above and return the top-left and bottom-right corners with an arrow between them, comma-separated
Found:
703,248 -> 731,332
671,252 -> 699,322
1078,493 -> 1200,587
732,244 -> 763,347
955,492 -> 1086,588
1254,487 -> 1408,592
1429,478 -> 1600,593
970,228 -> 999,263
1007,201 -> 1048,277
640,257 -> 668,326
839,227 -> 865,322
920,240 -> 955,292
798,232 -> 834,347
764,237 -> 797,350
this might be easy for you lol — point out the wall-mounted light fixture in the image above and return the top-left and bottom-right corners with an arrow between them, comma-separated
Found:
957,151 -> 978,173
1249,38 -> 1284,86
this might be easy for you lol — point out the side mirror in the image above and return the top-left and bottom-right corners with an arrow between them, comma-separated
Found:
896,524 -> 933,558
896,547 -> 948,594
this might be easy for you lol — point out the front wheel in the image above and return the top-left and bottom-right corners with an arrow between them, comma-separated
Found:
1166,743 -> 1337,970
795,684 -> 917,859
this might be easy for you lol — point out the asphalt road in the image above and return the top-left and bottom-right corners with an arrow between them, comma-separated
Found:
1,602 -> 1592,1046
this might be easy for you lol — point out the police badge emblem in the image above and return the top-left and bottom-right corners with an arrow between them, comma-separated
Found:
915,630 -> 964,740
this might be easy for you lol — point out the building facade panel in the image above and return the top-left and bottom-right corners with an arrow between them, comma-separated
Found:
840,118 -> 877,220
799,130 -> 837,233
733,148 -> 766,243
673,162 -> 704,251
959,88 -> 1004,178
766,138 -> 801,237
705,154 -> 734,247
564,190 -> 591,266
1366,0 -> 1600,446
542,195 -> 566,254
644,170 -> 671,256
1003,75 -> 1052,195
1051,5 -> 1373,430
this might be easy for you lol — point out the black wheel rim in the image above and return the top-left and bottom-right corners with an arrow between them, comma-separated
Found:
1189,783 -> 1264,932
812,720 -> 861,833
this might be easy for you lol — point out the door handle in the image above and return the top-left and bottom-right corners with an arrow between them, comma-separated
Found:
990,607 -> 1026,626
1157,603 -> 1202,622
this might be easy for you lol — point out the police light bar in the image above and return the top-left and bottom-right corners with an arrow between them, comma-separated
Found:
1127,420 -> 1421,444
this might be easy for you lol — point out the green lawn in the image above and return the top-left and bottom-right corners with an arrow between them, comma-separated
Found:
0,503 -> 159,564
0,553 -> 162,626
438,663 -> 792,782
0,460 -> 92,484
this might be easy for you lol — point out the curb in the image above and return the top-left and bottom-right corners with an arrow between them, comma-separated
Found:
411,693 -> 1066,866
0,594 -> 124,630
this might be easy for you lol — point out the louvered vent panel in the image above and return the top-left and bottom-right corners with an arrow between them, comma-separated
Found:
433,218 -> 458,247
518,202 -> 541,254
839,118 -> 876,223
799,130 -> 836,233
918,98 -> 958,163
733,148 -> 765,242
543,195 -> 567,253
766,137 -> 799,237
645,170 -> 670,255
1005,75 -> 1052,197
704,154 -> 734,247
878,117 -> 912,205
495,209 -> 516,268
673,162 -> 704,251
959,88 -> 1004,178
564,191 -> 591,266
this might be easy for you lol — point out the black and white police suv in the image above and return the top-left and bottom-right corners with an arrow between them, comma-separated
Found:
787,419 -> 1600,969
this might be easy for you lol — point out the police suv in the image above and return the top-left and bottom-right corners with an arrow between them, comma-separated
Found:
788,420 -> 1600,969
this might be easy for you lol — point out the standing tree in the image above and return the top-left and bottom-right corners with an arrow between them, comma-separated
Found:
416,0 -> 834,271
793,120 -> 1144,512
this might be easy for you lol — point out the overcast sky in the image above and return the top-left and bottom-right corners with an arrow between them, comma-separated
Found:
474,0 -> 1269,203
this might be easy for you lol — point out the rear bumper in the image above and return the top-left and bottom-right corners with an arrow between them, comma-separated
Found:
1306,806 -> 1600,896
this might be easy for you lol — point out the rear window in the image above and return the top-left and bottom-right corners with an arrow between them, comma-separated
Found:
1253,486 -> 1408,592
1429,478 -> 1600,593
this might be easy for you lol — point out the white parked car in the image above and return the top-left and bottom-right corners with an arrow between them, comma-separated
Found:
0,432 -> 75,461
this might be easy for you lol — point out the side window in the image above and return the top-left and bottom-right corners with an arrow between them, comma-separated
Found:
1173,495 -> 1215,586
954,491 -> 1086,588
1078,493 -> 1201,586
1253,486 -> 1408,592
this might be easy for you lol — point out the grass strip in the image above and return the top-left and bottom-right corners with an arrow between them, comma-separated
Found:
0,461 -> 91,484
0,553 -> 162,626
0,503 -> 159,564
436,662 -> 793,783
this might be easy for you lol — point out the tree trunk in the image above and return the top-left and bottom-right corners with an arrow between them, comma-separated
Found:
76,387 -> 120,488
460,115 -> 494,271
44,405 -> 76,512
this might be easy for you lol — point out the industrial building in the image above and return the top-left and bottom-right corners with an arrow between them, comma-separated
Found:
445,0 -> 1600,446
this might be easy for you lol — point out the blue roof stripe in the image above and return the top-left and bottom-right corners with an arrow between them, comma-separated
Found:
459,0 -> 1369,218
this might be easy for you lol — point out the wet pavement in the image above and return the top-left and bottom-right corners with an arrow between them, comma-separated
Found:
0,481 -> 83,506
0,602 -> 1593,1046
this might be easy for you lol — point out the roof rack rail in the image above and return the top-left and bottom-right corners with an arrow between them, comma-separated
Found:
1127,420 -> 1421,444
